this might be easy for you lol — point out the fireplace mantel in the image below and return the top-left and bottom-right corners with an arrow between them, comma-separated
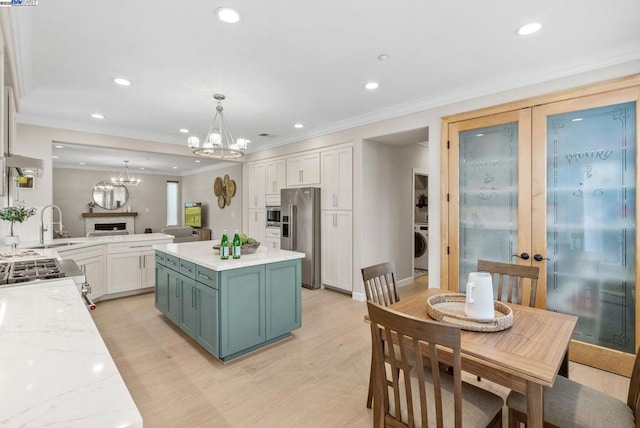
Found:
82,212 -> 138,218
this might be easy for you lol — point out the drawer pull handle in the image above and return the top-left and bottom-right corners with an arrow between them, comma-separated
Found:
198,273 -> 212,280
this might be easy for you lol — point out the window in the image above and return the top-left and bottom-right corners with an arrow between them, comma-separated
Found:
166,181 -> 179,226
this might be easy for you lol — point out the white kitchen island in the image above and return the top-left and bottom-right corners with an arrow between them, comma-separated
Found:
0,279 -> 142,427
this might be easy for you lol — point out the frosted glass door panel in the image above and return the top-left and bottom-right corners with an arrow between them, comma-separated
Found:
459,123 -> 519,291
546,101 -> 636,353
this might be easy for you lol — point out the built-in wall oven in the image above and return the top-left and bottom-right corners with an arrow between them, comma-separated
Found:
266,206 -> 281,228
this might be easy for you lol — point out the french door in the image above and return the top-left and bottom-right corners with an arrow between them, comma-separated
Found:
447,86 -> 639,374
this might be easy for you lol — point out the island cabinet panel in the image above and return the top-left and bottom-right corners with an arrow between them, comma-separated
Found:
155,264 -> 169,312
266,260 -> 301,339
179,274 -> 197,338
154,250 -> 301,361
220,265 -> 266,357
196,282 -> 219,356
166,269 -> 181,324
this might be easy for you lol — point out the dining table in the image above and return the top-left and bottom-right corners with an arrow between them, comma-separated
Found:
380,287 -> 578,428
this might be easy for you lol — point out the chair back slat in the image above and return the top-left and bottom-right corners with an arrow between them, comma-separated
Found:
367,301 -> 463,427
477,260 -> 540,307
627,349 -> 640,417
362,261 -> 400,306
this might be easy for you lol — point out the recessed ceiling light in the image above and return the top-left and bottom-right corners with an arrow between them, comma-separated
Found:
294,123 -> 304,129
195,160 -> 201,163
113,77 -> 131,86
79,162 -> 86,165
52,155 -> 59,159
378,54 -> 389,61
172,166 -> 178,169
516,22 -> 542,36
364,82 -> 379,90
91,113 -> 105,119
54,144 -> 64,149
139,167 -> 145,170
216,7 -> 240,24
179,128 -> 189,133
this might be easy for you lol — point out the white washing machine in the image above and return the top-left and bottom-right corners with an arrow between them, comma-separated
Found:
414,225 -> 428,270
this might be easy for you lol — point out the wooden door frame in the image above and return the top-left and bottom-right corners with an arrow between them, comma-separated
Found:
441,74 -> 640,376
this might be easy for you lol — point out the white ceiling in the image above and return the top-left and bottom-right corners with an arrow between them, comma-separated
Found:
7,0 -> 640,173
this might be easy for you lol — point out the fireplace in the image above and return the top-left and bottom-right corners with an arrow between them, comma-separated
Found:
95,222 -> 126,231
84,214 -> 136,236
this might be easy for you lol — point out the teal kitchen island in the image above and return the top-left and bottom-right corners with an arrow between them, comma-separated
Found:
154,240 -> 304,361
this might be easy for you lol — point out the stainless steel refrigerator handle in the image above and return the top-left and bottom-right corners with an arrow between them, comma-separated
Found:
290,204 -> 297,251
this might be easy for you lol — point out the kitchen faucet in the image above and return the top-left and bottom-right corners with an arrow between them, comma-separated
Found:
40,204 -> 64,244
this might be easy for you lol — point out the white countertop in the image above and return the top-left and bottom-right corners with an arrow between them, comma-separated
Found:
155,240 -> 304,271
17,232 -> 174,250
0,279 -> 143,427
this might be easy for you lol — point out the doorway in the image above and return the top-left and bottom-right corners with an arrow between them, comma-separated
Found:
413,170 -> 428,280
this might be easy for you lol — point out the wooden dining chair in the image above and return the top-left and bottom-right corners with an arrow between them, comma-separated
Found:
506,349 -> 640,427
367,301 -> 504,427
362,261 -> 401,409
477,260 -> 540,308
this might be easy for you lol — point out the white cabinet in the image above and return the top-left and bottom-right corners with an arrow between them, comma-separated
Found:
265,159 -> 286,199
321,147 -> 352,210
106,239 -> 171,294
265,227 -> 281,250
247,209 -> 266,245
248,163 -> 266,209
321,211 -> 353,292
57,244 -> 106,300
286,153 -> 320,186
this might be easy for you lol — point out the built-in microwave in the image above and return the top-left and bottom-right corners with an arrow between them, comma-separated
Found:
266,206 -> 281,228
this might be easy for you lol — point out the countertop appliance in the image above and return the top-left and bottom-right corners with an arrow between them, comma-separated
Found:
281,187 -> 321,289
266,205 -> 281,228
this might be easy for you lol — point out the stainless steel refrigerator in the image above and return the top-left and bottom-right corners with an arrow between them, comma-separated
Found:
281,187 -> 321,289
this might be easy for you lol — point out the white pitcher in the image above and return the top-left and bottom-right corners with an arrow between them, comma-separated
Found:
465,272 -> 495,319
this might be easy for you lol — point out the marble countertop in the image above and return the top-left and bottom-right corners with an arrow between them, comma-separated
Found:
155,240 -> 305,271
17,232 -> 174,250
0,279 -> 142,427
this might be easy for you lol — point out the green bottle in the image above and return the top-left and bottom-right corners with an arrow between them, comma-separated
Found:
220,229 -> 230,260
232,229 -> 241,259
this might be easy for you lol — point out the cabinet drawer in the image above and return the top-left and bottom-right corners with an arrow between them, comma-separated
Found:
179,259 -> 196,278
165,254 -> 179,271
265,228 -> 281,238
196,265 -> 218,289
107,239 -> 172,254
155,251 -> 166,265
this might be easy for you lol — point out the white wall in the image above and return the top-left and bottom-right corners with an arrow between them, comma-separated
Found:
362,142 -> 429,281
53,168 -> 180,237
181,164 -> 243,240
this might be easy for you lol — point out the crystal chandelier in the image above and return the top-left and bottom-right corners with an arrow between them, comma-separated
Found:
111,160 -> 141,186
187,94 -> 250,159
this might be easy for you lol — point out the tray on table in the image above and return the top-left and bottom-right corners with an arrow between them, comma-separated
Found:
426,293 -> 513,332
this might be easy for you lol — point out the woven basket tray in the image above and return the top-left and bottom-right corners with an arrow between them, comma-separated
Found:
426,293 -> 513,332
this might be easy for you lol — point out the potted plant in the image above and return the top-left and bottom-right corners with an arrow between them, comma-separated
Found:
0,206 -> 37,248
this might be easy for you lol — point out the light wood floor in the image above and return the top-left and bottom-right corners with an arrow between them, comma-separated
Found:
91,283 -> 630,428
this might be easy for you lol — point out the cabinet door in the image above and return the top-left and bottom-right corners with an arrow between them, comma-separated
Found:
265,159 -> 286,195
107,252 -> 141,293
266,260 -> 301,340
247,209 -> 266,244
141,251 -> 156,288
321,147 -> 352,210
321,211 -> 353,291
166,269 -> 181,324
155,264 -> 169,312
196,283 -> 219,357
219,265 -> 266,357
287,153 -> 320,186
179,274 -> 197,338
248,163 -> 266,208
80,256 -> 106,300
266,236 -> 280,250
